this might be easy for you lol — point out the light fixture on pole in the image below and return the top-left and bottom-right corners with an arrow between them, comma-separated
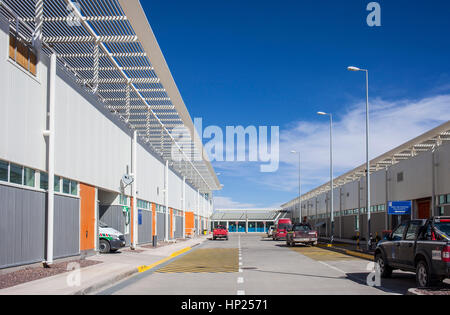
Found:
317,111 -> 334,245
290,151 -> 301,223
348,65 -> 372,250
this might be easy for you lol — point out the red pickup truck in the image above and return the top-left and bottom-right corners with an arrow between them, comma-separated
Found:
286,223 -> 318,247
213,225 -> 229,240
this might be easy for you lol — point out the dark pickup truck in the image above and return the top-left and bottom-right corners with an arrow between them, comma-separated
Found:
375,217 -> 450,288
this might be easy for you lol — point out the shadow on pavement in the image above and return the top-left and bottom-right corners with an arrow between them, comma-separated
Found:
245,268 -> 345,281
345,272 -> 418,295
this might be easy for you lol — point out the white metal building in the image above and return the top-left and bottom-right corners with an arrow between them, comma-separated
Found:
211,209 -> 282,233
0,0 -> 221,269
282,121 -> 450,240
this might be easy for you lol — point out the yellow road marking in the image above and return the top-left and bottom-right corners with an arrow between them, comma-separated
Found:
137,246 -> 192,273
156,248 -> 238,274
343,250 -> 373,260
289,246 -> 358,261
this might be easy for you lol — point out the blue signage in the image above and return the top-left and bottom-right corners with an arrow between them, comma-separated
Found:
138,210 -> 143,225
388,201 -> 412,215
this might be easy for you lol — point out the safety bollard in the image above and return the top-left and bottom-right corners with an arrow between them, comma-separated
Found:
356,232 -> 360,250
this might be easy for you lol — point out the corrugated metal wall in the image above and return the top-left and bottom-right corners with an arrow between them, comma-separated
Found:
175,216 -> 183,239
157,213 -> 165,241
138,210 -> 152,245
54,195 -> 80,259
195,215 -> 198,234
0,185 -> 45,269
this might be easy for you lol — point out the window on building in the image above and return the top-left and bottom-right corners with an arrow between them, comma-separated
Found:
54,176 -> 61,192
24,168 -> 35,187
70,180 -> 78,196
63,178 -> 70,194
40,172 -> 48,190
9,163 -> 23,185
355,215 -> 359,231
397,172 -> 404,183
439,195 -> 447,205
9,32 -> 37,76
0,160 -> 8,182
119,195 -> 128,206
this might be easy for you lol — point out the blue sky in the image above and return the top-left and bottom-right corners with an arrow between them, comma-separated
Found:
141,0 -> 450,209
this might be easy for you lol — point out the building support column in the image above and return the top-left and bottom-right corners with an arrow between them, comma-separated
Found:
385,169 -> 389,231
182,176 -> 186,239
131,130 -> 138,249
197,189 -> 200,235
432,150 -> 438,217
44,53 -> 57,266
165,160 -> 169,241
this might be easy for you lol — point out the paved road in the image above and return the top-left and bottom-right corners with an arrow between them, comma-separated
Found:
100,234 -> 419,295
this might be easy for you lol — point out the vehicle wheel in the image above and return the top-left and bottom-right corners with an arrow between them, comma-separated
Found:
110,249 -> 118,253
416,260 -> 433,288
376,253 -> 392,278
291,241 -> 295,247
99,239 -> 111,253
213,237 -> 216,240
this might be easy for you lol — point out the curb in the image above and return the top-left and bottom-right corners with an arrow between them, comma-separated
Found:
72,267 -> 139,295
407,288 -> 424,296
73,241 -> 203,295
320,244 -> 374,261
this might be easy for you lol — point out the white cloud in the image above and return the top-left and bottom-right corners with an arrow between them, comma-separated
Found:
210,94 -> 450,207
213,196 -> 257,210
276,94 -> 450,194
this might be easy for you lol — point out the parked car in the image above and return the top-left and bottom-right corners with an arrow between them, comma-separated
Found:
99,221 -> 126,253
213,225 -> 229,240
286,223 -> 318,247
267,226 -> 275,238
375,217 -> 450,288
273,218 -> 292,241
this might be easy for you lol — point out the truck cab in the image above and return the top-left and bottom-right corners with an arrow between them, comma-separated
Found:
273,218 -> 292,241
375,217 -> 450,288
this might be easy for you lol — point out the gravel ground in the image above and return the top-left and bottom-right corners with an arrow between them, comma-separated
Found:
141,241 -> 177,249
413,285 -> 450,295
0,259 -> 102,290
121,249 -> 145,253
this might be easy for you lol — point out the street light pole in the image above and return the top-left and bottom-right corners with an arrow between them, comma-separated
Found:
318,112 -> 334,245
348,66 -> 372,250
290,151 -> 301,223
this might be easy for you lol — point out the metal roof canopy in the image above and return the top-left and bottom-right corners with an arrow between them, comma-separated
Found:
283,120 -> 450,207
211,209 -> 282,221
0,0 -> 220,192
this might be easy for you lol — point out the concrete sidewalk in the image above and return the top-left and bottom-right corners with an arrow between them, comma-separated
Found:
0,236 -> 207,295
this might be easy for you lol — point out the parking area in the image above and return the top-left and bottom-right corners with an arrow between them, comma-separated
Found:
101,234 -> 407,295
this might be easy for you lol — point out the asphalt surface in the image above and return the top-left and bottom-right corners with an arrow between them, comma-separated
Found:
100,234 -> 421,295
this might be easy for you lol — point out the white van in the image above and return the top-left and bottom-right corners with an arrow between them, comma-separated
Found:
99,221 -> 126,253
